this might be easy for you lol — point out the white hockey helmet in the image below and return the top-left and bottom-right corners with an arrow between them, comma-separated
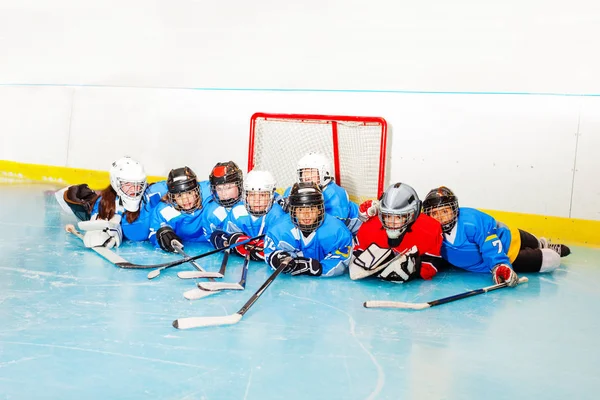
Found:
109,157 -> 147,212
296,152 -> 333,188
243,170 -> 276,216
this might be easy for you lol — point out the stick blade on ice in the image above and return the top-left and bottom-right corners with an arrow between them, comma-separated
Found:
363,300 -> 431,310
177,271 -> 224,279
198,282 -> 244,291
183,288 -> 219,300
173,313 -> 243,329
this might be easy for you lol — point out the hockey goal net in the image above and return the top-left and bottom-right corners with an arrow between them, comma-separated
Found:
248,113 -> 388,203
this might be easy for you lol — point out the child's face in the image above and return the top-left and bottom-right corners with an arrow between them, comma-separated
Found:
216,183 -> 239,201
382,213 -> 410,230
295,206 -> 320,225
120,181 -> 145,197
299,168 -> 320,185
428,205 -> 454,226
246,191 -> 271,214
174,190 -> 200,211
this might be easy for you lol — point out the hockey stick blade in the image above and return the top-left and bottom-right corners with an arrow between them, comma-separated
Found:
363,277 -> 529,310
198,282 -> 244,291
173,313 -> 243,329
173,258 -> 290,329
183,288 -> 220,300
177,271 -> 224,279
66,225 -> 130,266
364,301 -> 430,310
195,252 -> 250,291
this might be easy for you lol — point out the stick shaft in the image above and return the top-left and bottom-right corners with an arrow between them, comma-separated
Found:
117,234 -> 265,269
218,249 -> 230,276
428,277 -> 528,307
238,253 -> 251,288
236,259 -> 289,316
174,245 -> 205,272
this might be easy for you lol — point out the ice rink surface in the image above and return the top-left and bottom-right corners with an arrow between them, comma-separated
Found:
1,184 -> 598,399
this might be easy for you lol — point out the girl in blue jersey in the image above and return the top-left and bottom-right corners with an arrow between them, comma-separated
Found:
422,186 -> 570,287
148,166 -> 211,252
56,156 -> 166,248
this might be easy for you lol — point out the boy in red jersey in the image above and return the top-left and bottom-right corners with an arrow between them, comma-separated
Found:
350,182 -> 444,282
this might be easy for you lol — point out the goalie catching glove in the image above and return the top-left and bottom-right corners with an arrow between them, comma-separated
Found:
156,226 -> 183,253
491,264 -> 519,287
350,244 -> 436,283
78,215 -> 122,249
269,251 -> 322,276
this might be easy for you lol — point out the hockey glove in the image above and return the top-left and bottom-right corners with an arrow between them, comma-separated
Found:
63,184 -> 99,221
492,264 -> 519,287
277,197 -> 290,213
358,199 -> 379,222
229,232 -> 265,261
285,257 -> 323,277
269,250 -> 293,270
210,230 -> 231,249
80,215 -> 122,249
376,246 -> 425,282
157,226 -> 183,253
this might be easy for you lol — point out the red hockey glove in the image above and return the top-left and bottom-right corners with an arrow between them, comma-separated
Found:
492,264 -> 519,287
358,200 -> 379,222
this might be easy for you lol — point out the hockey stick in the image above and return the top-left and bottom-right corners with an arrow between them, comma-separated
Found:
128,234 -> 263,276
183,250 -> 253,299
177,248 -> 229,279
196,251 -> 251,292
173,244 -> 223,279
364,276 -> 529,310
173,258 -> 291,329
65,224 -> 130,266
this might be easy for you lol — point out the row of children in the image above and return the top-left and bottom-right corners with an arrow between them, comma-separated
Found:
56,154 -> 570,286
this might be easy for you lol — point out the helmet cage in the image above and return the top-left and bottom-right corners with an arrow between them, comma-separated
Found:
423,199 -> 459,233
288,182 -> 325,234
168,187 -> 202,213
210,163 -> 243,207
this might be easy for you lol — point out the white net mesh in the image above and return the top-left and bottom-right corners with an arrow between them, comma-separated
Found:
250,114 -> 387,203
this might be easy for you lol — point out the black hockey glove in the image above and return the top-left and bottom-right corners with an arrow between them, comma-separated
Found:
157,226 -> 183,253
64,184 -> 99,221
210,230 -> 231,249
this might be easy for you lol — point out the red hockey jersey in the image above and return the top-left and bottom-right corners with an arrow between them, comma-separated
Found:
354,214 -> 444,279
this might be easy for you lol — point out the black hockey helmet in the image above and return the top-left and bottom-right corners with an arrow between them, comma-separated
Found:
288,182 -> 325,234
209,161 -> 243,207
167,166 -> 202,213
422,186 -> 459,234
167,167 -> 198,194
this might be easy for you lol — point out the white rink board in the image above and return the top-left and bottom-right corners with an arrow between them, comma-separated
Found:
1,85 -> 598,221
0,86 -> 73,166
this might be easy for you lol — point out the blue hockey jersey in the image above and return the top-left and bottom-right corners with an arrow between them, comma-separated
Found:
441,207 -> 521,273
91,181 -> 167,242
148,201 -> 211,247
264,214 -> 353,277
